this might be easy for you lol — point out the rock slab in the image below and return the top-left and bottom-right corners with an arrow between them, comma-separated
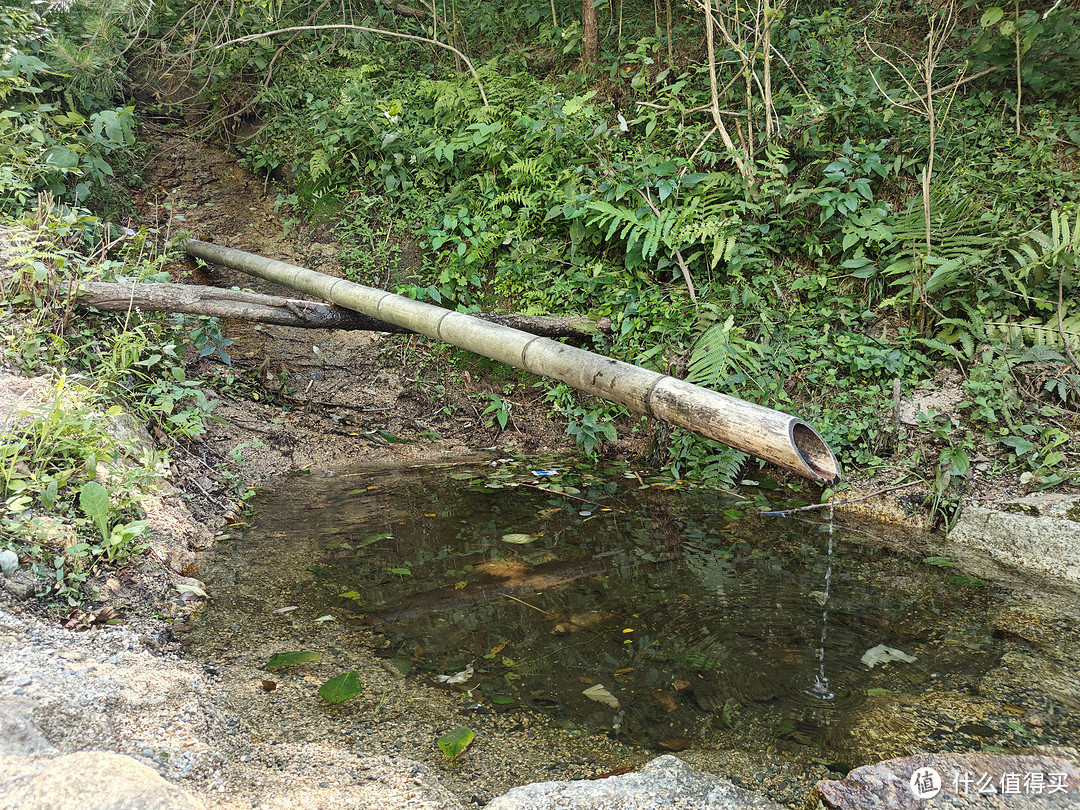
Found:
482,755 -> 785,810
0,750 -> 206,810
810,752 -> 1080,809
948,506 -> 1080,585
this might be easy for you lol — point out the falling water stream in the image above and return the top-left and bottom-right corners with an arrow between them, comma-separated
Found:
185,458 -> 1080,789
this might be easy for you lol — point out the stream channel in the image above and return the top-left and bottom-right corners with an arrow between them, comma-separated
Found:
183,457 -> 1080,804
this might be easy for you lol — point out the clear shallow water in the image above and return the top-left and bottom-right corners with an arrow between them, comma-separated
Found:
191,458 -> 1080,769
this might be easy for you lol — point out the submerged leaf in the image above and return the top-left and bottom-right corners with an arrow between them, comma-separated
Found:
922,556 -> 957,567
501,533 -> 537,545
435,662 -> 474,684
319,671 -> 363,703
582,683 -> 621,709
861,644 -> 917,669
265,650 -> 322,669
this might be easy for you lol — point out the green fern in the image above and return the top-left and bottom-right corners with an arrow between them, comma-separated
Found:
417,80 -> 479,119
987,313 -> 1080,354
581,173 -> 753,273
309,149 -> 331,184
491,188 -> 537,208
685,316 -> 764,390
505,157 -> 547,188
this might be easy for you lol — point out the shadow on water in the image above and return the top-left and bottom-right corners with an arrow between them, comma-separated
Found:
189,458 -> 1080,771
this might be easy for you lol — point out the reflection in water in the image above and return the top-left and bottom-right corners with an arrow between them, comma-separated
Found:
189,460 -> 1080,767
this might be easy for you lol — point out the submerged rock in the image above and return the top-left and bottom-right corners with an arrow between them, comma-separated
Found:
809,751 -> 1080,809
482,755 -> 785,809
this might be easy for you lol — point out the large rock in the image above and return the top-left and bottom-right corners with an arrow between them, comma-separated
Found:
947,505 -> 1080,585
482,755 -> 785,810
810,752 -> 1080,809
0,750 -> 206,810
0,698 -> 56,758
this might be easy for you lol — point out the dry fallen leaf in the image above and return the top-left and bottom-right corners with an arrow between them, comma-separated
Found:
654,691 -> 677,712
658,737 -> 693,751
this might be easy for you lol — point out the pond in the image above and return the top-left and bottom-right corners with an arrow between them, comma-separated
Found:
184,457 -> 1080,801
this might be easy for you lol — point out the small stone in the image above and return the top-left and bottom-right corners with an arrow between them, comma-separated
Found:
14,676 -> 32,687
0,548 -> 18,574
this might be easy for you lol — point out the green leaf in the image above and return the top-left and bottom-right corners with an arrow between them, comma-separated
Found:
922,556 -> 957,567
491,695 -> 515,704
438,726 -> 475,763
79,481 -> 111,541
265,651 -> 322,669
319,671 -> 363,703
866,687 -> 896,696
389,567 -> 412,575
948,576 -> 988,587
981,7 -> 1004,26
1001,436 -> 1035,455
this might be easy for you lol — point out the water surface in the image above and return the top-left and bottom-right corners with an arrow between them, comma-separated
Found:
190,458 -> 1080,772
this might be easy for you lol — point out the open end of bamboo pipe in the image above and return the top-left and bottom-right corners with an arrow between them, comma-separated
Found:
791,422 -> 841,485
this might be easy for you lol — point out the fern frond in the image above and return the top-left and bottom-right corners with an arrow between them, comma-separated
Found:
309,149 -> 331,183
687,317 -> 738,387
505,157 -> 547,187
987,313 -> 1080,353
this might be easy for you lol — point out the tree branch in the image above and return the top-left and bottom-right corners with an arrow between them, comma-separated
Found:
218,23 -> 488,105
70,281 -> 609,338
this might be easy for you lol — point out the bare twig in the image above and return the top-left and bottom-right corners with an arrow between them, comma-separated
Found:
218,23 -> 489,105
760,482 -> 918,516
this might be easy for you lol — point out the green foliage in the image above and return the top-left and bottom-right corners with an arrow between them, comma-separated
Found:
0,376 -> 160,605
318,671 -> 363,703
151,0 -> 1079,495
477,392 -> 512,431
0,3 -> 136,215
565,408 -> 618,457
437,726 -> 475,768
78,481 -> 111,543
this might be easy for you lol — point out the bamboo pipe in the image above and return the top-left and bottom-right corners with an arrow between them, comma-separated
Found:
185,239 -> 841,483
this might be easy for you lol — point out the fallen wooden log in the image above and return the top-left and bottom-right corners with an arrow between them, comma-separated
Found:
71,281 -> 609,338
185,239 -> 842,484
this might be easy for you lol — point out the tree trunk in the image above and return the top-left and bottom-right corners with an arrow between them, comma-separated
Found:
582,0 -> 599,65
72,281 -> 611,338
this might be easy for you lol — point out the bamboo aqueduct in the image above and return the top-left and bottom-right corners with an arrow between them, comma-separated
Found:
173,239 -> 841,484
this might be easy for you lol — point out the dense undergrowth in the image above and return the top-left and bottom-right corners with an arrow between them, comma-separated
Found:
216,0 -> 1080,500
1,0 -> 1079,606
